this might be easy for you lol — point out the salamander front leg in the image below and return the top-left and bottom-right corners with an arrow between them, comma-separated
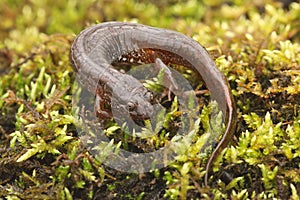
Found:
154,58 -> 179,100
94,95 -> 113,120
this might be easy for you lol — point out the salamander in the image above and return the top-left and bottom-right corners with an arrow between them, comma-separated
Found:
70,21 -> 237,186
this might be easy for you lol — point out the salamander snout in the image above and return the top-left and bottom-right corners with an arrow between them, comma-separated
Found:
127,98 -> 154,120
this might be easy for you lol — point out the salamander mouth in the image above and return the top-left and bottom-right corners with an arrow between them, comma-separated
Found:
130,113 -> 150,120
129,107 -> 153,120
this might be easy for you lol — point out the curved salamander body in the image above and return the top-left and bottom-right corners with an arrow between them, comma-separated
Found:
70,21 -> 237,186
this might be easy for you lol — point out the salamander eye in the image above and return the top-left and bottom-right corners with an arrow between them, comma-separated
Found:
149,93 -> 154,101
127,101 -> 136,112
145,91 -> 154,102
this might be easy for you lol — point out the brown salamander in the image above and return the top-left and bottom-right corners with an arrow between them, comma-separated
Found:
70,21 -> 237,186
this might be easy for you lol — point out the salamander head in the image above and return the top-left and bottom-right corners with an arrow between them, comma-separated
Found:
110,75 -> 154,120
126,87 -> 154,119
